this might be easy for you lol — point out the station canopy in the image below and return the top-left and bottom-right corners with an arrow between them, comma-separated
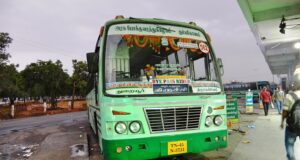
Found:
238,0 -> 300,75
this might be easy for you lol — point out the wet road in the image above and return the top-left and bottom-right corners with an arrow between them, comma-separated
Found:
0,111 -> 94,160
0,111 -> 87,136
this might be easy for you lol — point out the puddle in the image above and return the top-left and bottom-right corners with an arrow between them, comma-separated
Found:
0,153 -> 9,160
10,129 -> 19,133
0,144 -> 39,160
70,144 -> 88,158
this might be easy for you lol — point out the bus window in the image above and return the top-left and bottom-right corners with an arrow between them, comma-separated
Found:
193,57 -> 206,80
104,24 -> 221,96
167,52 -> 176,64
209,58 -> 217,81
177,49 -> 191,79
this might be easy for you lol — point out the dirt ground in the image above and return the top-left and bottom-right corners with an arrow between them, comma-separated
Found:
0,100 -> 87,119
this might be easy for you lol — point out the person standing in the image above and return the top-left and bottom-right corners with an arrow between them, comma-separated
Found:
273,86 -> 285,114
280,78 -> 300,160
260,87 -> 272,116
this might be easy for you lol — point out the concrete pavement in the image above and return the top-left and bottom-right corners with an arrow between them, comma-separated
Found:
229,108 -> 300,160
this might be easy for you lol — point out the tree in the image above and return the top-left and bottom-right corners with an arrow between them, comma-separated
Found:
21,60 -> 70,109
0,32 -> 13,93
0,64 -> 24,105
0,32 -> 12,67
71,60 -> 88,109
0,32 -> 24,106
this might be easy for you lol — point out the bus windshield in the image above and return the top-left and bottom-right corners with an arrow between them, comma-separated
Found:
104,23 -> 221,96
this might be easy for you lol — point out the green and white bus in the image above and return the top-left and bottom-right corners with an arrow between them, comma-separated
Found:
86,16 -> 227,160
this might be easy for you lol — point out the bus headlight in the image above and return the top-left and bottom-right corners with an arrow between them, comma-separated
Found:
214,115 -> 223,126
205,116 -> 213,127
115,122 -> 127,134
129,121 -> 141,133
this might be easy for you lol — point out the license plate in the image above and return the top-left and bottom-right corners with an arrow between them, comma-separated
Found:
167,140 -> 187,155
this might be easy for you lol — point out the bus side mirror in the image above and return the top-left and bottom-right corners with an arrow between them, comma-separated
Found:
86,52 -> 98,73
217,58 -> 224,76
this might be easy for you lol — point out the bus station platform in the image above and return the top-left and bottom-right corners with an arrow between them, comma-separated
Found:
185,101 -> 300,160
228,107 -> 300,160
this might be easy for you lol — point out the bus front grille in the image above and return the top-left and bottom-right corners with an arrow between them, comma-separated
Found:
144,107 -> 202,133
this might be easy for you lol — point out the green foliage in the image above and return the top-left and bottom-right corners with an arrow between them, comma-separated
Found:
0,32 -> 12,66
21,60 -> 70,108
0,64 -> 24,100
72,60 -> 88,97
0,32 -> 24,103
0,32 -> 87,108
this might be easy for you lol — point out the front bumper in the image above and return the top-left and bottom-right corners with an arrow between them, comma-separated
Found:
102,130 -> 228,160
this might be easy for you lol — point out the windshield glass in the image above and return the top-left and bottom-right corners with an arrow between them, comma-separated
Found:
105,23 -> 220,96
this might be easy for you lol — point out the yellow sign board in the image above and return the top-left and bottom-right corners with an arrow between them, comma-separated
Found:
167,140 -> 187,155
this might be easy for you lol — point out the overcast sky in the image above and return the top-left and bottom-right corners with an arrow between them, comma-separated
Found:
0,0 -> 279,83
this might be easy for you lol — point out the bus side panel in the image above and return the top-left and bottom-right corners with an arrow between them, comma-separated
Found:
87,89 -> 99,134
